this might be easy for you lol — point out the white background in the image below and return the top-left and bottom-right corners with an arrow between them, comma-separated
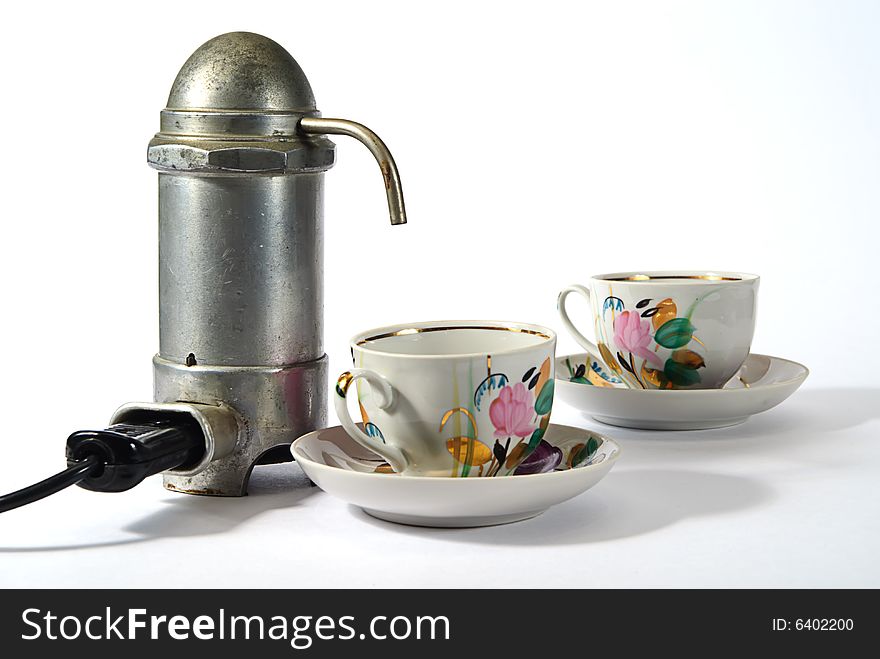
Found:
0,0 -> 877,587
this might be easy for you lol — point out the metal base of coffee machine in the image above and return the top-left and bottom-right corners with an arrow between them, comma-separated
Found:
155,355 -> 328,496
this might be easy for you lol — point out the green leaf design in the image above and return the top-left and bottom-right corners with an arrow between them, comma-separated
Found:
527,426 -> 545,451
570,376 -> 591,385
571,436 -> 601,467
664,358 -> 702,386
534,378 -> 555,416
654,317 -> 697,349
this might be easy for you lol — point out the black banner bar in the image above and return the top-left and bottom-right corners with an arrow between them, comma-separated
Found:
0,589 -> 873,656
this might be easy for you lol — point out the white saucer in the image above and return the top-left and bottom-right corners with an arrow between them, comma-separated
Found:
556,353 -> 808,430
291,424 -> 620,528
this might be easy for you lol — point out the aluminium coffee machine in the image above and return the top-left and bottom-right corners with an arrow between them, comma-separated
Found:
110,31 -> 407,497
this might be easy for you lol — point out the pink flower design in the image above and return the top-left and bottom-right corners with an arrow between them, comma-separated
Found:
489,382 -> 537,439
613,311 -> 663,367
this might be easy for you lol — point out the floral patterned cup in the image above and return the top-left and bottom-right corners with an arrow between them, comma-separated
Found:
334,321 -> 557,477
557,272 -> 758,390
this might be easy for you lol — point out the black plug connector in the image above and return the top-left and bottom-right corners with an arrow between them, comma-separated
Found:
66,419 -> 205,492
0,419 -> 205,514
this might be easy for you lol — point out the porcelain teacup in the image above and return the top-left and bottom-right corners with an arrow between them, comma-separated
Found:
557,271 -> 758,390
334,320 -> 557,477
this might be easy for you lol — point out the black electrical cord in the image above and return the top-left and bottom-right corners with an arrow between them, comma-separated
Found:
0,419 -> 205,514
0,456 -> 102,514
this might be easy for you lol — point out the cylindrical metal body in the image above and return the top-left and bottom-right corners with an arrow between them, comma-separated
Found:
158,174 -> 324,366
149,32 -> 336,495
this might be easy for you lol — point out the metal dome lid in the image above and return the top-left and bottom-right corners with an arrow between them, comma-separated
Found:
166,32 -> 317,112
147,31 -> 405,224
149,32 -> 335,174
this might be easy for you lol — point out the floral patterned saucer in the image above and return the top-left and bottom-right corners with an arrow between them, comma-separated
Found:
291,424 -> 620,528
556,353 -> 808,430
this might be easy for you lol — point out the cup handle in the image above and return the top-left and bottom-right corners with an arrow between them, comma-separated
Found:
557,284 -> 601,357
334,369 -> 408,473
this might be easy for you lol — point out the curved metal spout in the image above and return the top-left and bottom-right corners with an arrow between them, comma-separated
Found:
299,117 -> 407,225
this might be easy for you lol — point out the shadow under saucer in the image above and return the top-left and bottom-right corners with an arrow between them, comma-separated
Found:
573,387 -> 880,471
351,467 -> 774,546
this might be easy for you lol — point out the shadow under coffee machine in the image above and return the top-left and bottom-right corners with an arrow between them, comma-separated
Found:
0,30 -> 407,512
